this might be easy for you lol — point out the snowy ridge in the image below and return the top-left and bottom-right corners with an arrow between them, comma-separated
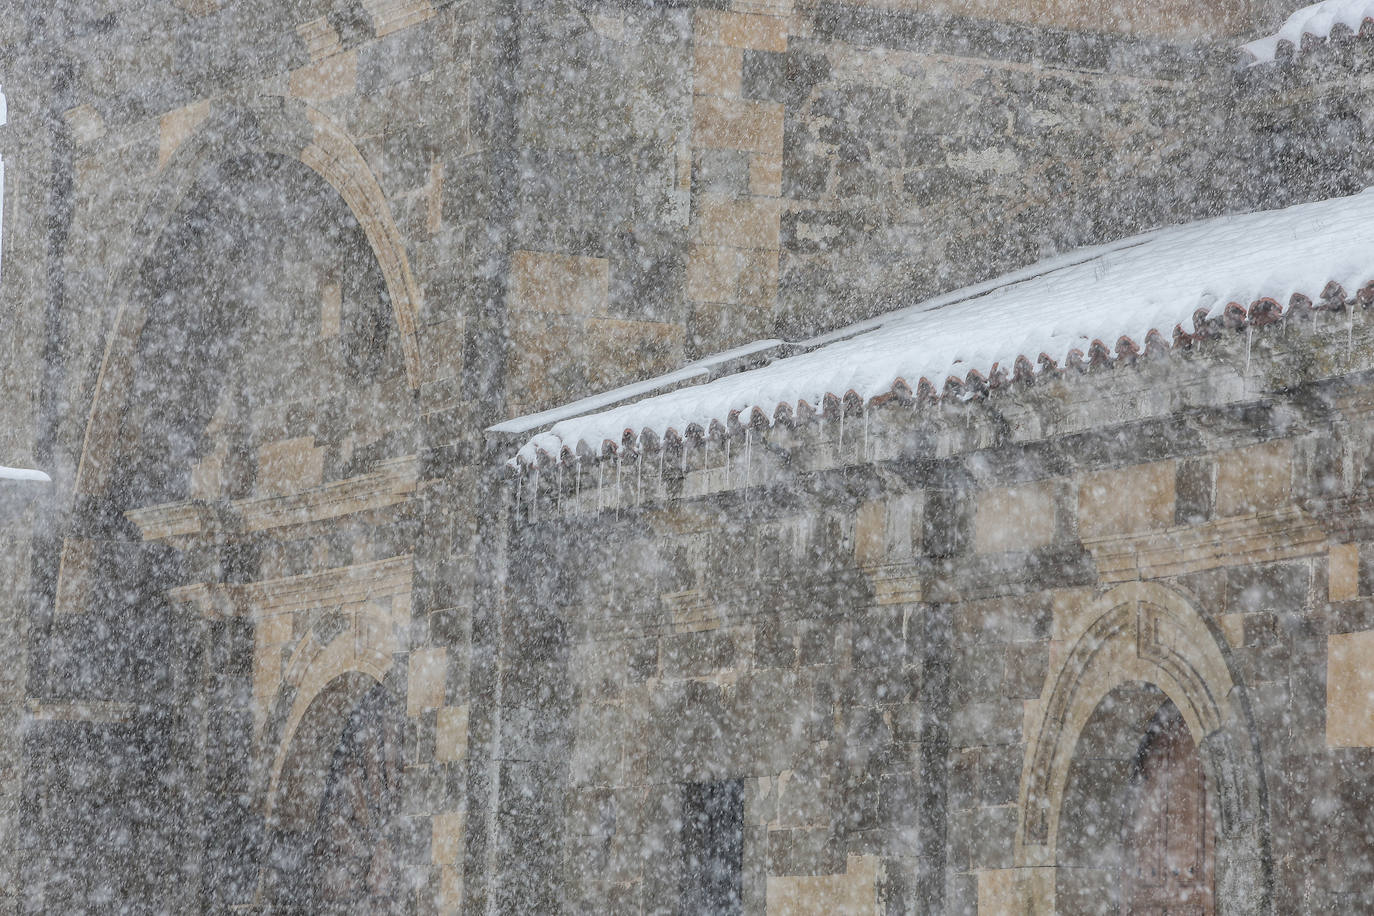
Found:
1241,0 -> 1374,63
506,189 -> 1374,470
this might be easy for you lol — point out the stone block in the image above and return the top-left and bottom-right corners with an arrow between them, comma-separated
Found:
765,855 -> 878,915
361,0 -> 435,38
408,648 -> 447,715
158,98 -> 210,167
750,153 -> 782,196
431,809 -> 464,865
1077,460 -> 1175,539
693,96 -> 785,155
1331,543 -> 1359,603
1328,630 -> 1374,747
686,244 -> 744,303
974,481 -> 1055,554
435,704 -> 468,763
288,49 -> 358,101
296,17 -> 341,62
1215,439 -> 1292,517
693,193 -> 781,250
694,43 -> 742,98
509,250 -> 609,317
854,499 -> 885,568
254,437 -> 324,497
695,9 -> 789,52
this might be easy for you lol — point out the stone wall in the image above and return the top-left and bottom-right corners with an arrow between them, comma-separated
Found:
502,302 -> 1374,913
0,0 -> 1366,913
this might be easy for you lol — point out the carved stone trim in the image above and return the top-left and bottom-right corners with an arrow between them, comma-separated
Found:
168,555 -> 413,618
125,455 -> 416,544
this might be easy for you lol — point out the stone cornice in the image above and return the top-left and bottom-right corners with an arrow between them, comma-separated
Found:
125,454 -> 417,544
167,555 -> 413,618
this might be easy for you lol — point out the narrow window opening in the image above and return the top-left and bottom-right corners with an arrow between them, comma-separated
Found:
680,779 -> 744,916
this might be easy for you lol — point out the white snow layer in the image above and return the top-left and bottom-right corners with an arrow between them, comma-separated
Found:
507,188 -> 1374,467
1242,0 -> 1374,62
0,466 -> 51,483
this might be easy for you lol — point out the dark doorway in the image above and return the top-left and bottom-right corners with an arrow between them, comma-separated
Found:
1120,703 -> 1215,915
681,779 -> 744,915
306,683 -> 406,915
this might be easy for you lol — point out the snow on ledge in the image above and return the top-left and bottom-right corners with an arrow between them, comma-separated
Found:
506,188 -> 1374,470
0,466 -> 51,483
1241,0 -> 1374,64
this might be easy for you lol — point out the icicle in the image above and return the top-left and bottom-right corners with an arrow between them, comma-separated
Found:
615,456 -> 622,516
862,406 -> 869,462
725,438 -> 731,490
576,458 -> 582,503
557,461 -> 563,515
636,451 -> 642,506
597,461 -> 604,512
515,474 -> 522,523
658,445 -> 665,486
745,427 -> 752,496
1245,324 -> 1253,378
1349,303 -> 1356,356
532,468 -> 540,523
838,409 -> 845,454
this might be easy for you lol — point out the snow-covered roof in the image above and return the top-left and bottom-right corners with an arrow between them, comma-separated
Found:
0,466 -> 51,483
502,188 -> 1374,470
1241,0 -> 1374,63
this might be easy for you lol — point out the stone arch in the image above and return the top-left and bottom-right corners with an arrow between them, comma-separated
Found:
1015,581 -> 1271,914
73,95 -> 422,502
263,625 -> 397,822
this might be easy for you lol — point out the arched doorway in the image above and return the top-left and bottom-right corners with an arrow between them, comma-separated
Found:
1056,684 -> 1216,915
307,682 -> 405,914
1121,702 -> 1214,915
1015,582 -> 1270,915
265,676 -> 405,915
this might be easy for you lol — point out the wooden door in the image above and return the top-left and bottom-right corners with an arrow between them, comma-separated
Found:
308,684 -> 405,915
1120,708 -> 1215,916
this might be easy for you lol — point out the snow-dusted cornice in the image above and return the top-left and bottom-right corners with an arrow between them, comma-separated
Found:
500,188 -> 1374,472
1241,0 -> 1374,63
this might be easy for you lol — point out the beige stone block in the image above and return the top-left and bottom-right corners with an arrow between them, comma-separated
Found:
255,437 -> 324,497
190,455 -> 223,500
408,648 -> 448,715
1218,612 -> 1246,649
171,0 -> 220,14
362,0 -> 435,36
766,855 -> 877,915
750,153 -> 782,196
296,17 -> 342,62
695,193 -> 781,250
504,312 -> 586,416
977,867 -> 1053,915
1215,439 -> 1291,517
1077,460 -> 1175,539
694,43 -> 742,97
737,248 -> 780,307
431,809 -> 465,864
693,96 -> 785,155
687,244 -> 745,304
509,250 -> 609,316
440,863 -> 463,913
975,481 -> 1056,553
1331,542 -> 1360,602
289,49 -> 358,101
854,500 -> 886,567
585,318 -> 681,391
1327,630 -> 1374,747
696,9 -> 789,51
436,704 -> 469,763
158,99 -> 210,168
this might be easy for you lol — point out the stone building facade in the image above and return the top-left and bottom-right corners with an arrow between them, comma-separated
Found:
1,0 -> 1372,913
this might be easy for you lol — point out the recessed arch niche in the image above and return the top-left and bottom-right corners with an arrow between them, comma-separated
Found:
1014,581 -> 1272,915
